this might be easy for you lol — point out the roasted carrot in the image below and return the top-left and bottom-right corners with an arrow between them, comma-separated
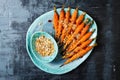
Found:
76,12 -> 86,26
62,7 -> 79,43
70,7 -> 78,23
65,20 -> 92,46
66,20 -> 94,52
60,7 -> 71,42
64,38 -> 95,58
79,20 -> 94,39
56,5 -> 65,38
68,38 -> 95,53
78,29 -> 95,43
64,7 -> 71,24
66,29 -> 95,52
53,5 -> 59,38
62,52 -> 76,59
64,18 -> 89,49
60,43 -> 97,67
62,24 -> 75,43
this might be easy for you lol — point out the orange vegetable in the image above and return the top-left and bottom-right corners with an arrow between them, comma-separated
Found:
70,7 -> 78,24
56,5 -> 65,38
63,7 -> 79,43
76,12 -> 86,26
64,18 -> 89,49
60,7 -> 71,42
66,20 -> 94,52
64,7 -> 71,24
64,38 -> 95,58
79,20 -> 94,39
67,29 -> 95,52
60,43 -> 97,67
71,38 -> 95,52
62,52 -> 76,59
53,6 -> 59,38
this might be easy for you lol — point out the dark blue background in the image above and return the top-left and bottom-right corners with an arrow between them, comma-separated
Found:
0,0 -> 119,80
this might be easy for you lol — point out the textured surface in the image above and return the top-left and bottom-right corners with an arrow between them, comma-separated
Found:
0,0 -> 119,80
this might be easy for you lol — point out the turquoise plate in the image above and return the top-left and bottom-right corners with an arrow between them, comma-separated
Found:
26,8 -> 97,74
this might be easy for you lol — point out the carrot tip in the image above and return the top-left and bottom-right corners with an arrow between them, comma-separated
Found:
82,12 -> 86,15
54,5 -> 57,12
90,20 -> 94,25
84,18 -> 90,24
62,56 -> 66,59
60,64 -> 64,67
92,37 -> 97,40
62,4 -> 65,9
62,51 -> 66,55
93,43 -> 97,47
91,29 -> 96,32
68,6 -> 71,11
88,20 -> 94,26
75,6 -> 79,11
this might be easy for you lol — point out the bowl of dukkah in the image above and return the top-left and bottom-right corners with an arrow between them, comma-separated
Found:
30,31 -> 58,63
26,5 -> 97,74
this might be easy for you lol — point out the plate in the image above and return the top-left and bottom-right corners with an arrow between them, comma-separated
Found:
26,8 -> 97,74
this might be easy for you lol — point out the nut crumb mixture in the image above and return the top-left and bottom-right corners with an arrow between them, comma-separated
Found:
35,36 -> 54,56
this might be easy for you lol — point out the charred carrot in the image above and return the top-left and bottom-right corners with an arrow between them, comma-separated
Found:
56,5 -> 65,38
70,7 -> 78,23
60,7 -> 71,42
63,7 -> 79,43
66,21 -> 94,52
62,24 -> 76,43
64,7 -> 71,24
79,20 -> 94,39
68,38 -> 95,53
76,12 -> 86,26
64,38 -> 95,58
78,29 -> 95,43
53,5 -> 59,38
64,18 -> 89,49
60,43 -> 97,67
62,52 -> 76,59
67,29 -> 95,52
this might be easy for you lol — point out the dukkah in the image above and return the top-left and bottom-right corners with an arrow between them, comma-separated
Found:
35,36 -> 54,57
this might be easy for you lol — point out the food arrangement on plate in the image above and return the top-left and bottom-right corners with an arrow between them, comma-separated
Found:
52,6 -> 97,67
26,5 -> 97,74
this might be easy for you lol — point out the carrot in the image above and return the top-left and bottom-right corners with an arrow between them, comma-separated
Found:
62,24 -> 75,43
65,20 -> 92,46
69,38 -> 95,52
76,12 -> 86,26
53,5 -> 59,38
67,29 -> 95,52
79,20 -> 94,39
60,7 -> 71,42
62,52 -> 76,59
60,43 -> 97,67
66,20 -> 94,52
64,7 -> 79,37
70,7 -> 78,23
64,18 -> 89,49
62,7 -> 79,43
56,5 -> 65,38
64,38 -> 95,58
64,7 -> 71,24
79,29 -> 95,43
